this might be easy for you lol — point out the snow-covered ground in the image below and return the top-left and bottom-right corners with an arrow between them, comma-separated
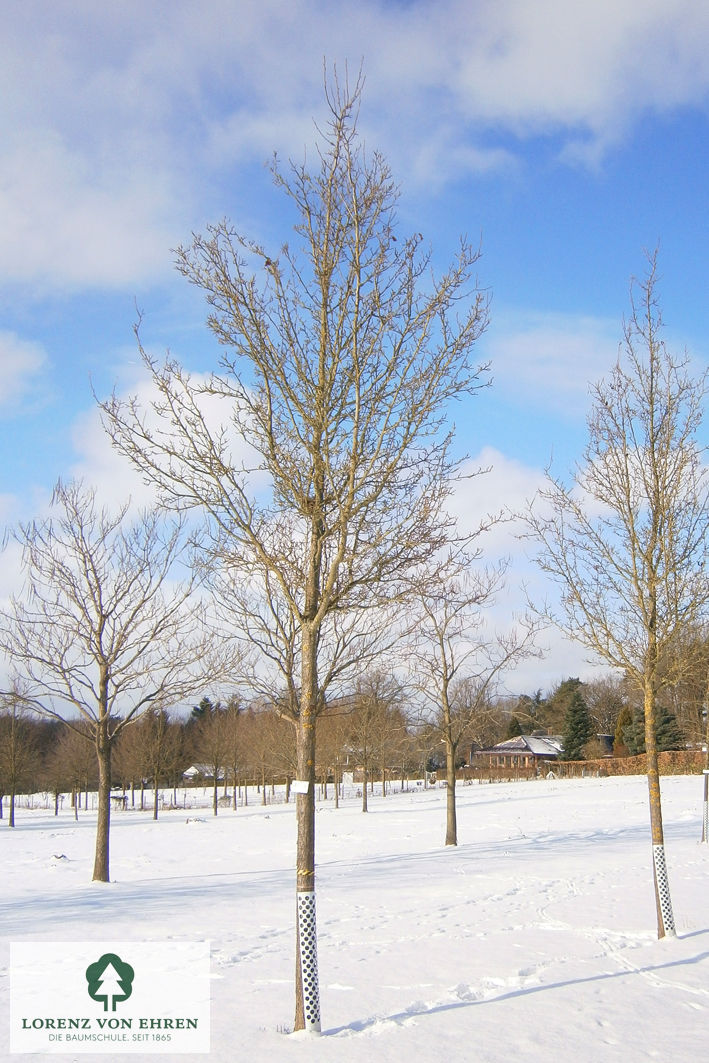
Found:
2,774 -> 708,1062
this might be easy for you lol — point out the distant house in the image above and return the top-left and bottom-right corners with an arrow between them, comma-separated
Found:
472,734 -> 563,770
183,764 -> 225,782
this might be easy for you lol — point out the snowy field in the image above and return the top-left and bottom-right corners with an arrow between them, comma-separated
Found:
2,774 -> 708,1062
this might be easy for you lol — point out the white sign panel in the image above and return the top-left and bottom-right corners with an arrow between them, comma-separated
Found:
11,941 -> 210,1054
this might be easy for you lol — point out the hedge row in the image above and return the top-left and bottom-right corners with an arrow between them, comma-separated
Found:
463,749 -> 707,783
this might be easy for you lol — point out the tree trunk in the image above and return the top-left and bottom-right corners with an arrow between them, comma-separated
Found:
212,776 -> 218,816
93,722 -> 112,882
445,740 -> 457,846
153,783 -> 159,821
644,681 -> 675,937
9,789 -> 16,828
361,761 -> 368,813
294,626 -> 321,1034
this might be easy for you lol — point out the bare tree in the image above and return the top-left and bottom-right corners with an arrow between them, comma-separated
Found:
655,626 -> 709,748
113,717 -> 149,808
100,73 -> 489,1029
412,563 -> 539,845
45,720 -> 97,817
316,701 -> 352,807
0,479 -> 220,881
40,723 -> 73,816
221,696 -> 245,810
525,253 -> 709,937
259,707 -> 297,801
0,691 -> 39,826
583,675 -> 627,738
192,702 -> 232,815
348,671 -> 404,812
240,707 -> 283,805
136,706 -> 182,819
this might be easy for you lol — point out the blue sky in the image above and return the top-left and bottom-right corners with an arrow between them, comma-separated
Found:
2,0 -> 709,692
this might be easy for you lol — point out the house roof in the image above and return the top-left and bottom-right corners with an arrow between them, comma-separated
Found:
183,764 -> 226,779
489,735 -> 563,757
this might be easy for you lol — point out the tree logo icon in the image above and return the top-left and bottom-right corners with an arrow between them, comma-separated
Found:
85,953 -> 134,1011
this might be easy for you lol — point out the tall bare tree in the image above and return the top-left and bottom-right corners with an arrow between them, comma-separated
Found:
0,479 -> 219,881
525,253 -> 709,937
413,564 -> 539,845
100,73 -> 489,1029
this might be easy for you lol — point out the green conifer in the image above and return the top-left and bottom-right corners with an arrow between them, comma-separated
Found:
624,706 -> 684,754
561,690 -> 594,760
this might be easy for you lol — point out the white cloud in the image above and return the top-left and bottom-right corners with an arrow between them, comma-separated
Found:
3,1 -> 709,294
443,1 -> 703,126
451,447 -> 542,537
69,359 -> 267,514
486,312 -> 620,417
446,447 -> 611,692
449,447 -> 542,618
0,130 -> 182,293
69,404 -> 157,514
510,624 -> 612,695
0,539 -> 28,607
0,331 -> 48,410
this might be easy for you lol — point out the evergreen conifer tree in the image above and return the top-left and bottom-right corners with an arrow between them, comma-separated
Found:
656,707 -> 685,751
543,677 -> 582,733
624,707 -> 684,754
614,704 -> 633,751
561,690 -> 594,760
505,716 -> 524,739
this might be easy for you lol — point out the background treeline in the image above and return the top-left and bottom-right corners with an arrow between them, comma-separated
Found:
2,665 -> 703,824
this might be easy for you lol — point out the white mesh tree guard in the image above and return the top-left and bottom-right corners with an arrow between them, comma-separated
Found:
652,844 -> 676,937
297,891 -> 321,1032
